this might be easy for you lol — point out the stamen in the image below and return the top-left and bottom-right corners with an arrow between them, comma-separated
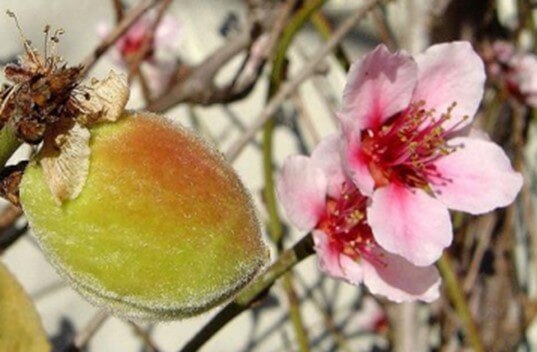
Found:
6,10 -> 41,68
43,25 -> 50,61
361,100 -> 462,189
317,182 -> 378,264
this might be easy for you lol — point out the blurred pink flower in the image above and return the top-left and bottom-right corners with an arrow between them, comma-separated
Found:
277,135 -> 440,303
491,41 -> 515,65
96,12 -> 182,95
486,41 -> 537,106
339,42 -> 523,266
507,54 -> 537,106
350,297 -> 388,333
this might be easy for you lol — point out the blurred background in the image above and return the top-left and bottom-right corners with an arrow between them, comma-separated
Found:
0,0 -> 536,351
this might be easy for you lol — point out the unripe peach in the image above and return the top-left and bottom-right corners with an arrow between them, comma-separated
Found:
0,263 -> 50,351
20,111 -> 269,320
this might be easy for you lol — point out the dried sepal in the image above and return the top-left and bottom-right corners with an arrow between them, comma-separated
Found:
75,71 -> 130,125
38,71 -> 129,203
39,119 -> 91,204
0,161 -> 28,206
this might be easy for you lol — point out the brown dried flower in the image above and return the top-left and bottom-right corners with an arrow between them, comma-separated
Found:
0,12 -> 83,144
0,12 -> 130,204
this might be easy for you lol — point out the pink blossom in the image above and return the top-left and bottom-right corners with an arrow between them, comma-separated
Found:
486,41 -> 537,107
277,135 -> 440,302
349,297 -> 388,333
491,41 -> 515,65
504,54 -> 537,107
96,12 -> 182,95
339,42 -> 523,266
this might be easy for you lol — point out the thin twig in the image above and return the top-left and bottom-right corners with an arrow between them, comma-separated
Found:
309,11 -> 350,71
291,92 -> 321,146
0,222 -> 27,252
225,0 -> 388,161
111,0 -> 125,22
32,280 -> 67,301
438,253 -> 485,352
371,6 -> 397,50
62,309 -> 109,351
262,0 -> 328,349
130,322 -> 160,352
462,213 -> 497,292
293,273 -> 353,352
146,31 -> 253,109
147,2 -> 286,110
387,303 -> 418,352
282,273 -> 310,351
0,204 -> 22,229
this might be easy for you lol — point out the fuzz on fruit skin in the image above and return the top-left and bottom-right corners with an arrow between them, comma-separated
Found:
20,111 -> 269,320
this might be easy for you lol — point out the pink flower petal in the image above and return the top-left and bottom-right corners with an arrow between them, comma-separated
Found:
509,54 -> 537,106
467,126 -> 491,140
155,15 -> 183,51
96,22 -> 111,38
123,17 -> 150,45
492,41 -> 515,63
313,230 -> 363,284
432,137 -> 523,214
277,156 -> 327,231
367,184 -> 452,266
362,248 -> 440,302
339,44 -> 418,134
342,137 -> 375,196
310,134 -> 347,198
413,42 -> 485,131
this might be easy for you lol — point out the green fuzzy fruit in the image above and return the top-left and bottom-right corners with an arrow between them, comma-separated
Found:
0,262 -> 50,351
20,111 -> 269,320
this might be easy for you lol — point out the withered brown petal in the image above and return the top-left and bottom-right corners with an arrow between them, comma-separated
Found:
79,70 -> 129,124
39,120 -> 91,204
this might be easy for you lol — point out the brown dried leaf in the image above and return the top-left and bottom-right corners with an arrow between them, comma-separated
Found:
39,120 -> 91,204
78,70 -> 129,125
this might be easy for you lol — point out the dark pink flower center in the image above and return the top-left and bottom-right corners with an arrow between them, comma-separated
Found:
118,33 -> 154,61
361,101 -> 464,190
317,182 -> 381,265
